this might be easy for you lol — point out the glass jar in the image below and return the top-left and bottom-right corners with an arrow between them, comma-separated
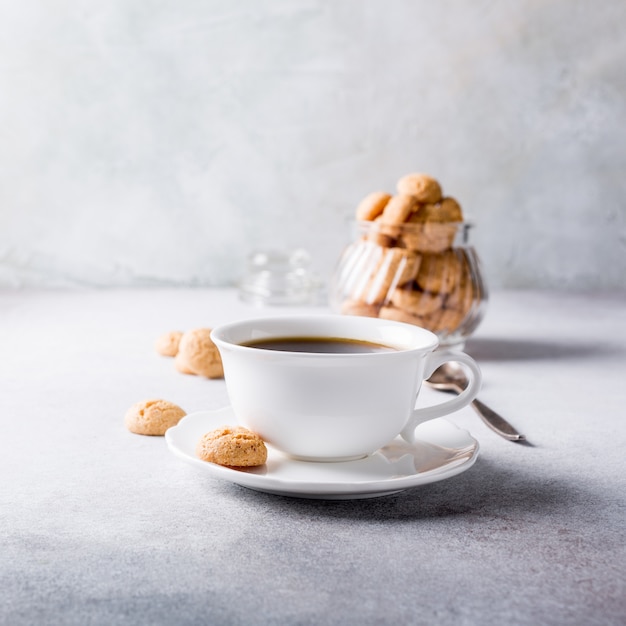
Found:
239,249 -> 321,306
329,220 -> 488,349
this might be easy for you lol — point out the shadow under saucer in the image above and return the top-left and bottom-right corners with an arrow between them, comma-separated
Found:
227,457 -> 597,523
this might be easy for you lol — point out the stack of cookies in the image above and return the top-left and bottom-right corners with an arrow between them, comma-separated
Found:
331,173 -> 487,345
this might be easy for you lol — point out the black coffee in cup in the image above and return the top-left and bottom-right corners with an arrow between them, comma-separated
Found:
240,336 -> 396,354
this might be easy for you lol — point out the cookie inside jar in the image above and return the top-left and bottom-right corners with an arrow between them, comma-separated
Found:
329,173 -> 488,348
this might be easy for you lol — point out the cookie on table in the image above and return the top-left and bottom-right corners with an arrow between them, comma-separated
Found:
155,331 -> 183,357
396,173 -> 443,204
196,426 -> 267,467
176,328 -> 224,379
174,352 -> 197,375
125,399 -> 186,436
356,192 -> 392,221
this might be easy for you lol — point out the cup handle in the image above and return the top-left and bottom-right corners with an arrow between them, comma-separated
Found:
400,351 -> 482,444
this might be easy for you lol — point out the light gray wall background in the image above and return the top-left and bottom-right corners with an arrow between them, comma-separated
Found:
1,0 -> 625,291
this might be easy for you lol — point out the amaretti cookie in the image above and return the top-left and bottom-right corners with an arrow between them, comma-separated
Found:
196,426 -> 268,467
380,194 -> 419,225
155,331 -> 183,357
339,298 -> 380,318
356,191 -> 391,221
389,287 -> 443,315
409,197 -> 463,223
356,247 -> 421,304
400,221 -> 456,254
125,399 -> 186,436
174,353 -> 198,375
176,328 -> 224,379
365,216 -> 400,247
396,173 -> 442,204
415,251 -> 462,294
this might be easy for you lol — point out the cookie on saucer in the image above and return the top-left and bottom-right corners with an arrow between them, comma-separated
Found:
196,426 -> 267,467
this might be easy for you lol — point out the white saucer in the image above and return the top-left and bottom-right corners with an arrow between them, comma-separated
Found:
165,407 -> 479,500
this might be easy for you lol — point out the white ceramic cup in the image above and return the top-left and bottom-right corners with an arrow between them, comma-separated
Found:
211,315 -> 481,462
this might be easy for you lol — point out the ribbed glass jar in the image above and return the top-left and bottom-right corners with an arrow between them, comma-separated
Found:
329,220 -> 488,349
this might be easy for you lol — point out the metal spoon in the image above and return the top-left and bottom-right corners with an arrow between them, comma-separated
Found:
426,362 -> 525,442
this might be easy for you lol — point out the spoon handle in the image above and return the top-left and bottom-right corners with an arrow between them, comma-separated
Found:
471,398 -> 525,442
